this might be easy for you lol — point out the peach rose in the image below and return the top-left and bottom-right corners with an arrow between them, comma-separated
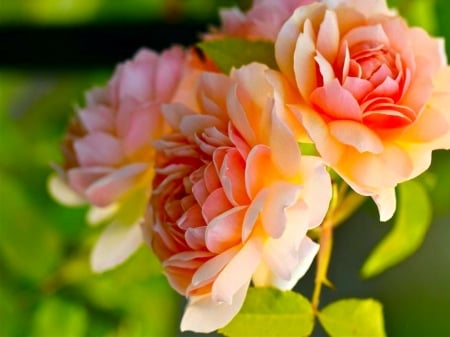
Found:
144,63 -> 332,332
49,46 -> 212,271
275,0 -> 450,220
206,0 -> 314,41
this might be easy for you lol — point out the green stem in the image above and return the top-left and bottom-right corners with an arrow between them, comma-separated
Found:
311,183 -> 367,313
311,216 -> 333,313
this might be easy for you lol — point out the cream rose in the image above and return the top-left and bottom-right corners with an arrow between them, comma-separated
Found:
275,0 -> 450,220
144,63 -> 332,332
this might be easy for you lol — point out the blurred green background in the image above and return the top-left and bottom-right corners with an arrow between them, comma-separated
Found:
0,0 -> 449,336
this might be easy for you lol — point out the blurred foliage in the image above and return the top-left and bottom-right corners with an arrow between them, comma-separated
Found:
0,0 -> 247,25
0,0 -> 449,337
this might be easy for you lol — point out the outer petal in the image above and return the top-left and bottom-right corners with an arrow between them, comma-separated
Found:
261,236 -> 319,290
372,187 -> 396,222
275,2 -> 326,84
262,201 -> 310,281
91,221 -> 143,272
298,156 -> 332,228
86,204 -> 119,226
180,281 -> 250,333
211,238 -> 263,304
86,163 -> 150,207
48,174 -> 85,206
328,120 -> 384,153
323,0 -> 394,17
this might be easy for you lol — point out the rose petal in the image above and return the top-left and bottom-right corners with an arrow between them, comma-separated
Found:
68,166 -> 113,197
211,238 -> 262,304
90,221 -> 143,272
74,132 -> 124,167
329,120 -> 384,153
262,201 -> 310,280
269,236 -> 319,290
372,187 -> 396,222
261,182 -> 303,238
342,76 -> 373,102
180,281 -> 249,333
294,19 -> 320,101
310,79 -> 362,121
86,204 -> 119,225
86,163 -> 149,207
298,155 -> 332,228
324,0 -> 393,17
317,9 -> 340,62
78,105 -> 115,133
189,246 -> 239,291
202,188 -> 233,223
242,188 -> 268,242
269,108 -> 302,178
275,2 -> 325,84
48,174 -> 86,206
205,206 -> 247,254
219,149 -> 250,206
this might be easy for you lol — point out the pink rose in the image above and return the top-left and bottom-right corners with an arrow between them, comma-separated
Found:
144,63 -> 332,332
206,0 -> 314,41
50,47 -> 213,271
275,0 -> 450,220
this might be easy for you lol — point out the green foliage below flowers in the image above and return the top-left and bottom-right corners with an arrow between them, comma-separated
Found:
318,298 -> 386,337
220,288 -> 314,337
361,180 -> 432,278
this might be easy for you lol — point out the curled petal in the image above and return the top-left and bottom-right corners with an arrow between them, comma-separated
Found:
310,79 -> 362,121
297,155 -> 332,228
206,206 -> 247,254
85,163 -> 150,207
87,204 -> 119,226
263,196 -> 310,280
90,221 -> 143,272
255,236 -> 319,290
329,120 -> 384,153
74,133 -> 124,167
48,174 -> 85,206
261,182 -> 304,238
211,238 -> 262,304
180,281 -> 250,333
372,187 -> 396,222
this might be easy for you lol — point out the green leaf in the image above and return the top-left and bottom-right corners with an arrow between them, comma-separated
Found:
198,38 -> 277,73
423,150 -> 450,216
219,288 -> 314,337
318,298 -> 386,337
31,297 -> 87,337
361,180 -> 432,278
0,170 -> 62,282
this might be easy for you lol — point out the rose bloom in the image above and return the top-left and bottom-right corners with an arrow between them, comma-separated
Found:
143,63 -> 332,332
275,0 -> 450,220
206,0 -> 314,41
49,46 -> 213,271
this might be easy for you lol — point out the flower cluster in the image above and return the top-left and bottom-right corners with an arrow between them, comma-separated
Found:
51,0 -> 450,333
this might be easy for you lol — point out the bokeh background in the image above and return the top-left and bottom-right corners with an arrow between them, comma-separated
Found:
0,0 -> 449,336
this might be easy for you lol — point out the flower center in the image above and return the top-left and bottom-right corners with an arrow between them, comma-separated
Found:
349,42 -> 398,82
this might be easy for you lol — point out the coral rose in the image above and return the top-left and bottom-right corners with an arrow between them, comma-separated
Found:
49,46 -> 212,271
206,0 -> 314,41
144,63 -> 332,332
275,0 -> 450,220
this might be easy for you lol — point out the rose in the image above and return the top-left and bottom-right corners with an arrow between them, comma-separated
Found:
143,63 -> 332,332
49,46 -> 212,271
206,0 -> 314,41
275,0 -> 450,220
